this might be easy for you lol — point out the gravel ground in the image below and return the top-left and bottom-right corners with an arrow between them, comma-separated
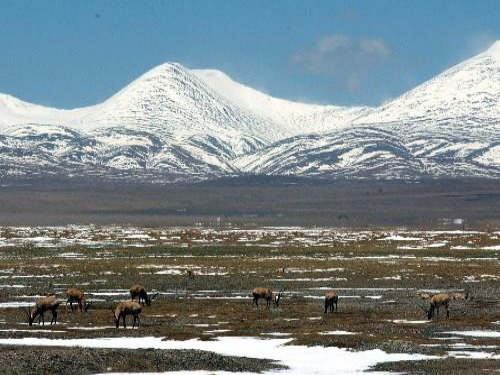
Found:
372,358 -> 500,374
0,346 -> 283,374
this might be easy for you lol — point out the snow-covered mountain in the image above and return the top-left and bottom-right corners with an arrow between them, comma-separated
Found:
192,69 -> 369,134
0,42 -> 499,181
0,63 -> 279,177
236,41 -> 500,178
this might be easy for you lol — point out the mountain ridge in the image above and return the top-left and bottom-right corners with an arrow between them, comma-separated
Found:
0,42 -> 499,181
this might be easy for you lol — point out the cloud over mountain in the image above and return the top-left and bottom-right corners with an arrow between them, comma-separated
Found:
291,34 -> 391,92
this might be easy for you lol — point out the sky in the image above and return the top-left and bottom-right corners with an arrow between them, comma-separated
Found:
1,1 -> 499,108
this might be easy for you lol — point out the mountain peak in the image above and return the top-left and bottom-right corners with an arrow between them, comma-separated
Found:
353,40 -> 500,126
142,62 -> 186,77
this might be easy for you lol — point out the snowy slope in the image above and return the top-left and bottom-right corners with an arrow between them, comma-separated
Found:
355,41 -> 500,126
0,93 -> 96,128
82,63 -> 285,141
193,69 -> 369,134
234,127 -> 421,178
236,124 -> 500,178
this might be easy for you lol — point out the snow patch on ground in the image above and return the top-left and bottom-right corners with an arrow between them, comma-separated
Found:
445,331 -> 500,338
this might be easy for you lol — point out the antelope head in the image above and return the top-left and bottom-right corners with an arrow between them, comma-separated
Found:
274,288 -> 285,307
418,304 -> 434,320
112,308 -> 120,328
416,302 -> 431,320
146,293 -> 159,306
426,306 -> 434,320
21,307 -> 35,326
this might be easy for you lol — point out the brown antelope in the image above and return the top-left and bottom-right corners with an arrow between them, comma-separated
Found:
418,291 -> 469,320
252,287 -> 284,309
21,295 -> 59,326
65,287 -> 91,313
113,301 -> 142,328
186,268 -> 195,279
426,293 -> 451,320
129,284 -> 158,306
276,267 -> 286,276
324,291 -> 339,313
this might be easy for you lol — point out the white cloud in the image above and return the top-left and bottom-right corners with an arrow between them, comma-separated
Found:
291,34 -> 392,92
359,38 -> 391,56
316,35 -> 350,54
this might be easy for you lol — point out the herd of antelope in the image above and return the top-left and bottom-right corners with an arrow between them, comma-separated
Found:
20,284 -> 157,328
19,268 -> 470,328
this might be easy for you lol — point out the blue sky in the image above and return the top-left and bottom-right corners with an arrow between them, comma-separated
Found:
1,1 -> 499,108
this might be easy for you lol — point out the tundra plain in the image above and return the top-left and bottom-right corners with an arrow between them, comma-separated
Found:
0,226 -> 498,374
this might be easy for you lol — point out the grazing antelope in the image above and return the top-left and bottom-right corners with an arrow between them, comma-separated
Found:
324,291 -> 339,313
252,287 -> 284,309
21,295 -> 59,326
113,301 -> 142,328
65,287 -> 91,313
186,268 -> 195,279
129,284 -> 158,306
427,293 -> 451,320
418,291 -> 469,320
